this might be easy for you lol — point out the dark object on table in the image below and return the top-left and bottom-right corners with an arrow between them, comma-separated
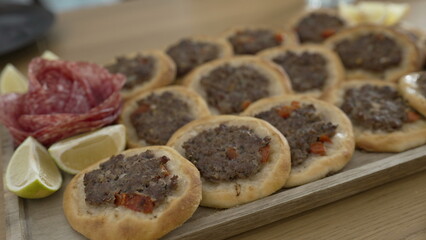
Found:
0,4 -> 54,55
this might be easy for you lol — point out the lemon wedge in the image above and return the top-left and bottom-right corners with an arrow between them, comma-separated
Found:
358,2 -> 387,24
41,50 -> 60,60
48,124 -> 126,174
5,137 -> 62,199
385,3 -> 410,26
339,1 -> 410,26
0,64 -> 28,94
339,3 -> 363,25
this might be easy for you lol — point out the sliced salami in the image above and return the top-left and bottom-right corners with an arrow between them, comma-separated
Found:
0,58 -> 125,146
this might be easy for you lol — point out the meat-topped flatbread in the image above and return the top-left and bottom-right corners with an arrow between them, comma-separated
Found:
119,86 -> 210,148
63,146 -> 201,240
222,26 -> 298,55
242,96 -> 354,187
258,44 -> 344,98
292,9 -> 347,43
324,80 -> 426,152
393,24 -> 426,66
167,115 -> 291,208
182,56 -> 293,115
325,25 -> 421,82
399,71 -> 426,117
166,36 -> 233,79
105,50 -> 176,99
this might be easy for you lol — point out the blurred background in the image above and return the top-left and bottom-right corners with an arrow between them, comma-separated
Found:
0,0 -> 120,12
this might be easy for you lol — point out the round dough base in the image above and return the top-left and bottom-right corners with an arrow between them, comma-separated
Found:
63,146 -> 202,240
323,80 -> 426,152
241,95 -> 355,187
119,86 -> 210,148
167,115 -> 291,208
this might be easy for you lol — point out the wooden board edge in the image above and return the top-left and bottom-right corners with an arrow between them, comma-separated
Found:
1,127 -> 29,240
163,146 -> 426,240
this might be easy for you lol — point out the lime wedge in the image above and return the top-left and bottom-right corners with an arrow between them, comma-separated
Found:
6,137 -> 62,199
48,125 -> 126,174
0,64 -> 28,94
41,50 -> 60,60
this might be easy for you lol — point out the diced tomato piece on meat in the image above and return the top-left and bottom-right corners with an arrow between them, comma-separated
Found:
291,101 -> 300,109
259,145 -> 270,163
241,100 -> 252,110
310,142 -> 326,156
275,33 -> 284,43
114,193 -> 155,213
319,134 -> 332,143
407,111 -> 421,123
276,106 -> 293,118
133,103 -> 150,114
276,101 -> 300,118
226,147 -> 238,160
321,29 -> 336,39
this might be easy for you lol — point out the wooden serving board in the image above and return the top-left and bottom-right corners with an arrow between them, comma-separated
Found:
2,125 -> 426,240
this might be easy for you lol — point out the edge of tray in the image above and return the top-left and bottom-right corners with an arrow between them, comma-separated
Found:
1,126 -> 29,240
163,145 -> 426,240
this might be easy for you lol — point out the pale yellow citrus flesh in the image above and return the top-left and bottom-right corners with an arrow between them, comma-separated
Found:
6,137 -> 62,199
339,1 -> 410,26
48,125 -> 126,174
41,50 -> 60,60
0,64 -> 28,94
61,135 -> 120,170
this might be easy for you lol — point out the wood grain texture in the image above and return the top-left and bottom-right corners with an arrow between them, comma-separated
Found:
1,127 -> 27,240
229,170 -> 426,240
1,0 -> 426,239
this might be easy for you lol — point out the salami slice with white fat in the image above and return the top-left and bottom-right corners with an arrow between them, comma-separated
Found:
0,58 -> 125,146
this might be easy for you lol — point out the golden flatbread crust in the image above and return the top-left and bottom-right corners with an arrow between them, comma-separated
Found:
167,115 -> 291,208
63,146 -> 202,240
119,86 -> 210,148
324,25 -> 421,82
257,44 -> 345,98
220,25 -> 298,53
323,80 -> 426,152
399,72 -> 426,117
182,55 -> 294,115
241,95 -> 354,187
105,50 -> 176,100
393,24 -> 426,66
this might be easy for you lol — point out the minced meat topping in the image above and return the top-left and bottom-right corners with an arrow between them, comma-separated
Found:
341,85 -> 421,132
272,51 -> 328,92
228,29 -> 283,55
255,102 -> 337,166
296,13 -> 345,43
130,91 -> 194,145
182,124 -> 271,183
200,64 -> 270,114
334,34 -> 402,72
417,73 -> 426,97
106,55 -> 155,90
166,39 -> 220,78
83,150 -> 178,213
